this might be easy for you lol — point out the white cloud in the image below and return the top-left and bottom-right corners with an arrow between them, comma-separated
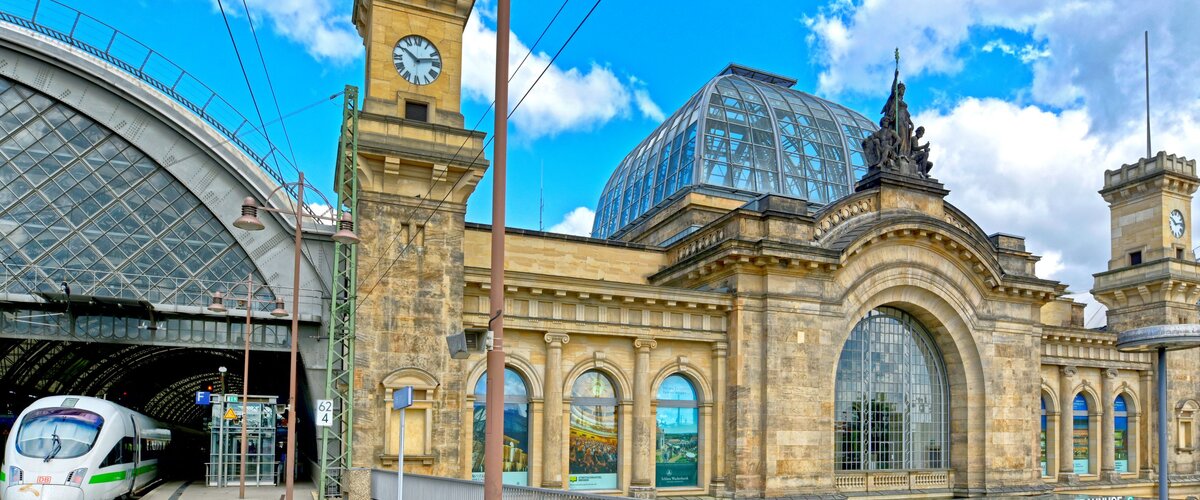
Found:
211,0 -> 361,64
548,207 -> 595,237
461,10 -> 663,139
981,39 -> 1050,63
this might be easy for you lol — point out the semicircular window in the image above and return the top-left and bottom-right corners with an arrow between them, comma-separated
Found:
0,75 -> 268,307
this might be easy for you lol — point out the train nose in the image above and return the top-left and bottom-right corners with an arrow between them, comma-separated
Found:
4,483 -> 85,500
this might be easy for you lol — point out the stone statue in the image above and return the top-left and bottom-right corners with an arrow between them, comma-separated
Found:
880,69 -> 913,157
911,126 -> 932,176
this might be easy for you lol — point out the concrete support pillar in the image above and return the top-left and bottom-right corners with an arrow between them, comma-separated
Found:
1102,368 -> 1117,480
1140,370 -> 1154,479
542,332 -> 569,488
631,337 -> 657,498
1059,365 -> 1078,483
711,342 -> 728,492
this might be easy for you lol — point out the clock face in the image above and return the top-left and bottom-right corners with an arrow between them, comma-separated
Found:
392,35 -> 442,85
1169,209 -> 1186,238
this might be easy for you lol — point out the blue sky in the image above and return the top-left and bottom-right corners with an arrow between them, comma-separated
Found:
22,0 -> 1200,326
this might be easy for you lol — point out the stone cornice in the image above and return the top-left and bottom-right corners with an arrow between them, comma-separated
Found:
464,268 -> 731,311
1091,258 -> 1200,308
1041,326 -> 1153,370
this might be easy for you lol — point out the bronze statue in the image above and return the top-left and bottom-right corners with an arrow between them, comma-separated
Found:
911,126 -> 932,176
861,48 -> 934,179
880,70 -> 913,156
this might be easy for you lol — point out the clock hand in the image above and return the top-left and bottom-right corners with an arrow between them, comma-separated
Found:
400,47 -> 419,60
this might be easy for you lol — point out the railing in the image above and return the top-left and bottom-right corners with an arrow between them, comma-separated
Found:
0,262 -> 327,314
834,469 -> 953,493
370,469 -> 635,500
0,0 -> 312,216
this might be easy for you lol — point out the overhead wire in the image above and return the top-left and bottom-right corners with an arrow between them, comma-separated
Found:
354,0 -> 572,293
215,0 -> 286,178
356,0 -> 604,309
238,0 -> 302,172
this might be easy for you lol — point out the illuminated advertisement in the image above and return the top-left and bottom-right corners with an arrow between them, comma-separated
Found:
1073,394 -> 1089,474
655,407 -> 698,487
1115,395 -> 1129,473
569,404 -> 618,490
471,403 -> 530,485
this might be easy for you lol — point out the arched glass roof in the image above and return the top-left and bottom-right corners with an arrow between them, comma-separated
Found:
592,65 -> 878,240
0,75 -> 271,308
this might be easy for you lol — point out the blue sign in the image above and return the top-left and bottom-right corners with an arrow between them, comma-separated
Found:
393,386 -> 414,409
195,391 -> 211,405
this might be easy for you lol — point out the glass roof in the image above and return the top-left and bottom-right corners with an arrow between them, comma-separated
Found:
0,75 -> 273,309
591,65 -> 878,240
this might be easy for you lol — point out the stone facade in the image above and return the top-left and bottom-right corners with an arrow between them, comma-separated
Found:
345,1 -> 1200,498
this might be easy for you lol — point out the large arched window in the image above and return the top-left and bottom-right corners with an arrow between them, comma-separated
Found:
1072,394 -> 1089,474
1114,395 -> 1129,473
834,307 -> 948,471
570,371 -> 619,490
471,367 -> 530,485
655,374 -> 698,488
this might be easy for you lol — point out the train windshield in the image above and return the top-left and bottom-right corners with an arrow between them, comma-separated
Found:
16,408 -> 104,460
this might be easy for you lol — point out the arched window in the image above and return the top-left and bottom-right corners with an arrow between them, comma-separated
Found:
1072,394 -> 1089,474
655,374 -> 698,488
1040,396 -> 1048,476
834,307 -> 948,471
1114,395 -> 1129,473
570,371 -> 619,490
471,367 -> 530,485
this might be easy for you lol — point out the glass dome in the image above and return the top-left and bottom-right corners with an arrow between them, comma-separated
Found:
591,65 -> 877,240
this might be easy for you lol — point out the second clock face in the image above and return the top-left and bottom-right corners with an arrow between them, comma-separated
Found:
393,35 -> 442,85
1170,209 -> 1186,238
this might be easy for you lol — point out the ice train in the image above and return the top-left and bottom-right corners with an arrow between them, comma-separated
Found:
2,395 -> 170,500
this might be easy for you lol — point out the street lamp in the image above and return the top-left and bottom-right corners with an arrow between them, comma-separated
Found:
230,171 -> 359,500
210,275 -> 289,498
218,366 -> 228,396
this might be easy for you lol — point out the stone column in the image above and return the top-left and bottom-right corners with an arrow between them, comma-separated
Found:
711,342 -> 728,491
631,337 -> 657,498
542,332 -> 569,488
1101,368 -> 1117,480
1139,370 -> 1154,478
1059,365 -> 1078,483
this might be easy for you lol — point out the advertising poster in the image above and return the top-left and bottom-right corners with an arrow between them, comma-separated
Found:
1039,429 -> 1047,476
1114,428 -> 1128,473
655,406 -> 698,487
569,403 -> 618,490
471,402 -> 530,485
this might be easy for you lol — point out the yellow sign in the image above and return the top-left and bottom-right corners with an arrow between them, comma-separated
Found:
224,408 -> 238,420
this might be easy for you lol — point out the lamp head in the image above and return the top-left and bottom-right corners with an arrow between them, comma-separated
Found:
331,212 -> 360,245
270,299 -> 288,318
208,292 -> 227,313
233,197 -> 265,231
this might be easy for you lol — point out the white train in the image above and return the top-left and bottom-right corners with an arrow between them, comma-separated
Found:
2,396 -> 170,500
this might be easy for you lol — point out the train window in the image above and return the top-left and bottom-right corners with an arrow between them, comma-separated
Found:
100,442 -> 123,468
15,408 -> 104,460
121,437 -> 136,462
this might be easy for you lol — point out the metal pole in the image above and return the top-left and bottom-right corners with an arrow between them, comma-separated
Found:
397,409 -> 405,500
1158,346 -> 1168,500
285,172 -> 304,500
484,0 -> 510,499
240,274 -> 252,498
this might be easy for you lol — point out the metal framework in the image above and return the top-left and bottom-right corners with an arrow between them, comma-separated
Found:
319,85 -> 359,499
0,0 -> 314,216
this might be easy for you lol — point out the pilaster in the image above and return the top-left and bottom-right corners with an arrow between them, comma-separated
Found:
631,337 -> 658,499
542,332 -> 569,488
710,341 -> 728,496
1101,368 -> 1118,480
1058,365 -> 1078,483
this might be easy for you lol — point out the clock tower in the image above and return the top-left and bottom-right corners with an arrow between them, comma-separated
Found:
1093,151 -> 1200,332
348,0 -> 487,490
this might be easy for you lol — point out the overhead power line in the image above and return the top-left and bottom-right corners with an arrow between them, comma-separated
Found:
215,0 -> 287,177
356,0 -> 604,310
239,0 -> 302,171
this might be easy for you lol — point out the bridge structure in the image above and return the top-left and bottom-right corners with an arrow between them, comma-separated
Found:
0,0 -> 360,495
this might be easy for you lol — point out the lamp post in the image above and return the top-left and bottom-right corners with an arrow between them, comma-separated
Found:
219,366 -> 227,396
229,171 -> 360,500
210,275 -> 289,498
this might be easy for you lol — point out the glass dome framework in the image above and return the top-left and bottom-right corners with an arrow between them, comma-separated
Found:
592,65 -> 878,240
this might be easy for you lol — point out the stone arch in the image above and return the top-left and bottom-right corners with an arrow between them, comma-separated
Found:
381,366 -> 439,392
650,359 -> 712,404
464,353 -> 545,402
830,263 -> 987,489
564,357 -> 632,403
1041,382 -> 1060,415
1115,383 -> 1140,416
1071,382 -> 1102,416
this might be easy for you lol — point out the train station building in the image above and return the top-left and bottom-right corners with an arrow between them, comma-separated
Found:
2,0 -> 1200,498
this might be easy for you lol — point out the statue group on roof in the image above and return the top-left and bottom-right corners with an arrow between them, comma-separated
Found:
862,50 -> 933,178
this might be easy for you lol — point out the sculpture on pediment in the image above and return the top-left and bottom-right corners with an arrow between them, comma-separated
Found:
862,49 -> 934,178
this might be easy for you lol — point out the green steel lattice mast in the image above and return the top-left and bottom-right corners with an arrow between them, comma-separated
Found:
319,85 -> 359,499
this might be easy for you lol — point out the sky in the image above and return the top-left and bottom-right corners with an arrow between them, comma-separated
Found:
28,0 -> 1200,327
